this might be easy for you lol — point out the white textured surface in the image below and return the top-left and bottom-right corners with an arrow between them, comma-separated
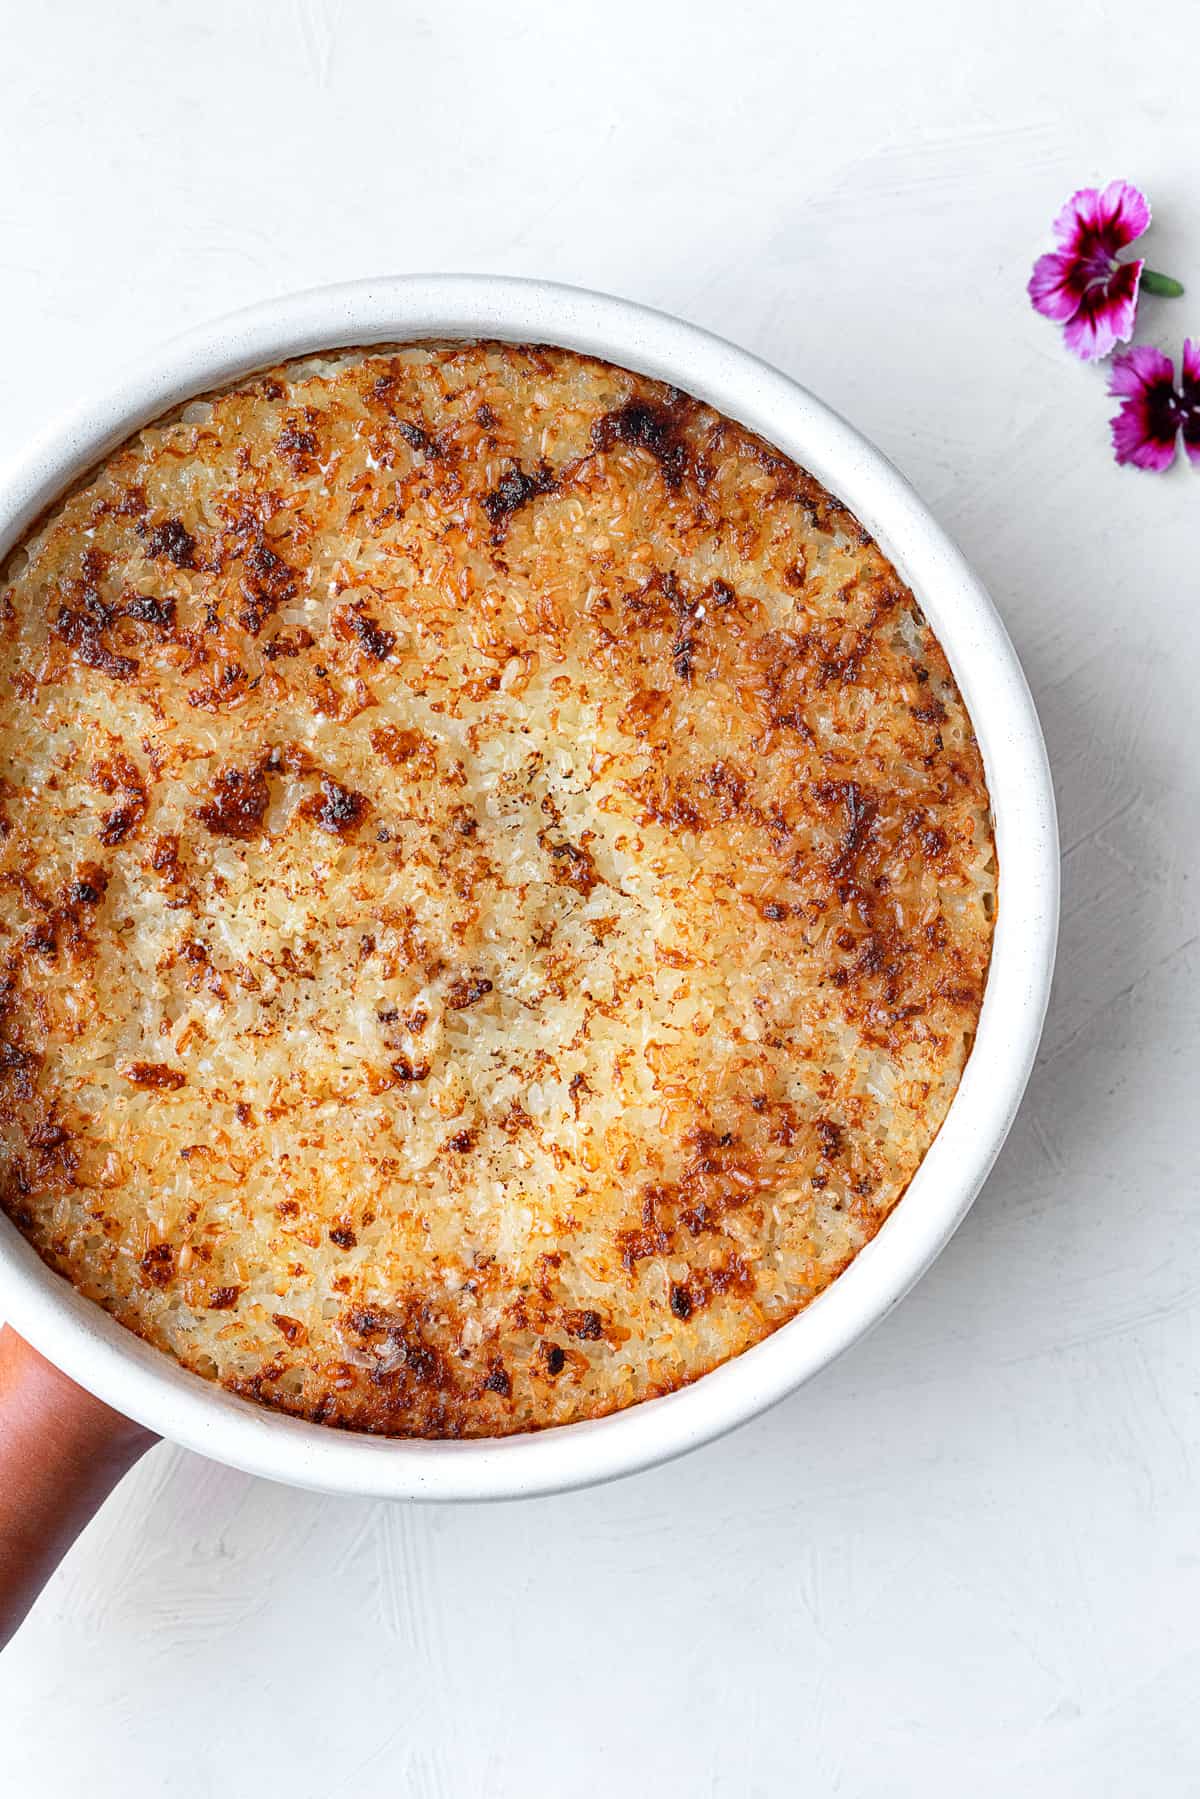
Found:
1,1 -> 1198,1792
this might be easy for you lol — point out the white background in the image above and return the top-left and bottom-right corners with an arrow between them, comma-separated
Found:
2,2 -> 1198,1793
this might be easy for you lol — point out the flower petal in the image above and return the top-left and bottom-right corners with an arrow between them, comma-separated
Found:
1110,400 -> 1178,470
1062,259 -> 1143,360
1051,187 -> 1103,250
1179,338 -> 1200,467
1053,181 -> 1151,255
1108,342 -> 1176,398
1109,344 -> 1180,471
1095,179 -> 1152,250
1028,249 -> 1087,322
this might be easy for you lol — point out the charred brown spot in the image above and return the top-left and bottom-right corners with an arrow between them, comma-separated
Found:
0,1041 -> 37,1099
344,1303 -> 451,1393
483,1362 -> 511,1396
149,832 -> 181,875
482,462 -> 557,538
138,517 -> 197,569
542,834 -> 599,896
276,420 -> 318,475
140,1242 -> 176,1287
370,724 -> 431,769
672,636 -> 697,682
446,973 -> 493,1010
814,779 -> 878,883
67,866 -> 108,908
98,802 -> 142,846
617,1193 -> 673,1271
447,1129 -> 476,1153
329,1225 -> 357,1249
391,1057 -> 431,1083
263,628 -> 315,661
89,755 -> 149,846
122,1062 -> 186,1091
591,401 -> 689,488
116,485 -> 147,518
814,1117 -> 843,1159
187,661 -> 249,712
407,1343 -> 445,1386
669,1284 -> 693,1320
301,777 -> 369,836
22,918 -> 58,960
272,1313 -> 307,1345
346,1305 -> 383,1333
27,1119 -> 67,1150
542,1342 -> 566,1377
207,1285 -> 241,1310
55,603 -> 138,683
237,532 -> 298,635
123,592 -> 176,630
565,1308 -> 603,1340
196,762 -> 270,840
333,602 -> 395,662
617,1128 -> 764,1271
395,418 -> 433,454
620,688 -> 672,741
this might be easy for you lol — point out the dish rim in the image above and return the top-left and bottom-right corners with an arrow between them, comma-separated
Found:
0,275 -> 1058,1500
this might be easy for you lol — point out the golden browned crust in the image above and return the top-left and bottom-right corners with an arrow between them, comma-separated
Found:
0,343 -> 995,1436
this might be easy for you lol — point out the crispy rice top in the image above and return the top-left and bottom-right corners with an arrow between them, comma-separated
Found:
0,342 -> 994,1436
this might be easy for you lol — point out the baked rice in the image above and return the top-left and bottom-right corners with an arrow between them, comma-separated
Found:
0,342 -> 995,1435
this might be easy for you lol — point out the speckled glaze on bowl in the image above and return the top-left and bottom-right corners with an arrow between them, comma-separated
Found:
0,278 -> 1058,1499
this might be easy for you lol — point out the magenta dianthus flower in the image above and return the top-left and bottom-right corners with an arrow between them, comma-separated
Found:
1108,341 -> 1200,471
1029,181 -> 1181,362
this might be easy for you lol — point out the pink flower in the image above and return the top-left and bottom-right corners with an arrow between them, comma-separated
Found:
1108,341 -> 1200,471
1029,181 -> 1156,361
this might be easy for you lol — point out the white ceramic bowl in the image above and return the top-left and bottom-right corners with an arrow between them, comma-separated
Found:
0,277 -> 1058,1499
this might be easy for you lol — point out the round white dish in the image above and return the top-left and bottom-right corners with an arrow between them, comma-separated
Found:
0,276 -> 1058,1499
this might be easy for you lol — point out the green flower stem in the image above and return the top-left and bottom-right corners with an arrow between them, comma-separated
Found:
1141,268 -> 1185,298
